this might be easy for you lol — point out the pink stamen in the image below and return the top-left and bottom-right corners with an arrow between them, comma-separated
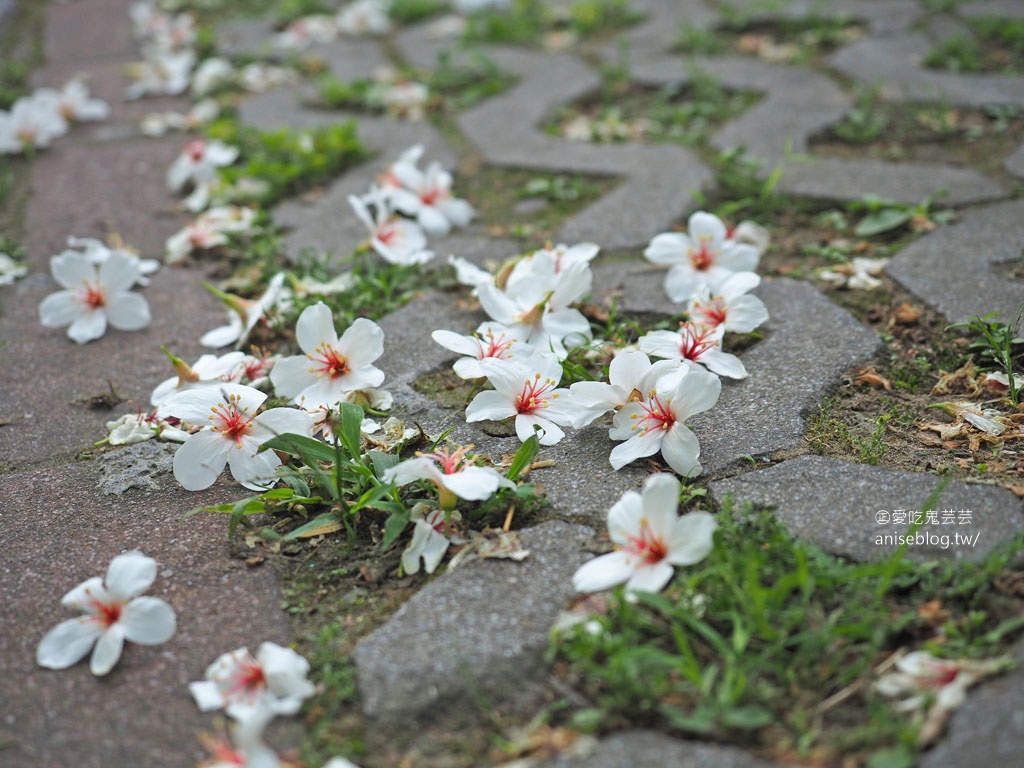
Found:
185,138 -> 206,162
636,392 -> 675,434
211,395 -> 253,447
690,241 -> 716,271
621,519 -> 669,564
476,329 -> 513,361
81,284 -> 106,310
516,374 -> 555,414
677,323 -> 719,361
309,343 -> 350,379
690,296 -> 727,327
418,445 -> 473,475
87,593 -> 123,628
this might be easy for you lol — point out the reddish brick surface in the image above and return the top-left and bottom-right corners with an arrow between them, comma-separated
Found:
0,461 -> 295,768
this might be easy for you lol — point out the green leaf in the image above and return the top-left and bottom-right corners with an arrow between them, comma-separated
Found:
368,449 -> 398,478
721,705 -> 773,730
382,506 -> 412,548
263,433 -> 338,465
658,703 -> 716,734
866,746 -> 916,768
339,402 -> 365,459
283,512 -> 342,541
506,434 -> 540,482
855,208 -> 911,237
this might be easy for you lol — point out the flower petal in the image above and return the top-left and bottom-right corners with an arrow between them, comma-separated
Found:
625,561 -> 675,593
67,310 -> 107,343
174,429 -> 230,490
572,551 -> 635,593
120,597 -> 176,644
105,293 -> 151,331
228,443 -> 281,491
105,551 -> 157,600
296,302 -> 339,353
189,680 -> 226,711
465,390 -> 517,423
338,317 -> 385,368
90,624 -> 125,676
661,424 -> 702,478
667,511 -> 717,566
37,617 -> 102,670
39,291 -> 82,328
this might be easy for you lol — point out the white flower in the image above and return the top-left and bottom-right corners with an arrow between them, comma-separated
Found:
39,249 -> 151,343
383,444 -> 515,509
189,642 -> 316,721
124,49 -> 195,99
465,353 -> 582,445
380,80 -> 429,121
196,713 -> 281,768
0,94 -> 69,153
165,219 -> 228,264
573,474 -> 717,593
388,159 -> 474,236
273,14 -> 338,50
191,57 -> 234,97
431,321 -> 530,379
818,257 -> 889,290
336,0 -> 392,36
270,303 -> 386,409
323,759 -> 362,768
65,235 -> 159,286
645,211 -> 760,303
140,97 -> 219,136
686,271 -> 768,333
349,192 -> 433,265
105,411 -> 188,445
609,364 -> 721,477
167,138 -> 239,194
238,63 -> 295,93
201,272 -> 287,349
400,507 -> 465,575
34,78 -> 110,122
36,551 -> 176,676
570,349 -> 684,426
639,322 -> 747,380
161,383 -> 315,491
477,261 -> 593,359
151,348 -> 247,407
729,220 -> 771,256
0,252 -> 28,285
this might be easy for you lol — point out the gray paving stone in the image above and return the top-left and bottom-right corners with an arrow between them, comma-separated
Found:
959,0 -> 1024,20
710,455 -> 1024,562
215,18 -> 277,60
887,199 -> 1024,330
712,0 -> 921,35
1005,143 -> 1024,179
539,729 -> 784,768
921,638 -> 1024,768
353,520 -> 594,728
830,33 -> 1024,107
97,440 -> 177,495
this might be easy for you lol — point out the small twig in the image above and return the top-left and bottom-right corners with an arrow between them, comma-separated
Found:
503,504 -> 516,532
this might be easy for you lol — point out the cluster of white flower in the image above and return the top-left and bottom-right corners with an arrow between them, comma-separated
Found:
0,78 -> 109,155
35,550 -> 359,768
166,136 -> 241,212
165,204 -> 259,264
273,0 -> 392,50
125,1 -> 198,99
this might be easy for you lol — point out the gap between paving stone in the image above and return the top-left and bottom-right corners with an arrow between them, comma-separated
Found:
887,198 -> 1024,331
709,454 -> 1024,563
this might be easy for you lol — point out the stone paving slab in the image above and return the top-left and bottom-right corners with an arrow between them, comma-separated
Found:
830,33 -> 1024,107
887,199 -> 1024,331
353,520 -> 594,729
538,730 -> 785,768
710,455 -> 1024,563
0,459 -> 295,768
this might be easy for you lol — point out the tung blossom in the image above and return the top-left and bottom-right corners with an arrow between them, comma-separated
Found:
37,551 -> 176,676
645,211 -> 760,303
609,364 -> 721,477
166,137 -> 239,194
201,272 -> 286,349
383,444 -> 515,510
348,192 -> 433,265
431,321 -> 529,379
34,78 -> 110,123
573,474 -> 717,594
686,271 -> 768,334
387,157 -> 474,236
151,348 -> 247,407
570,349 -> 685,427
399,507 -> 466,575
0,93 -> 69,154
270,302 -> 386,409
161,383 -> 315,491
38,249 -> 151,343
189,642 -> 316,721
465,354 -> 582,445
639,321 -> 747,380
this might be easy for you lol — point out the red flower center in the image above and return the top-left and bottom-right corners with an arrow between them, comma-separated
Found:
690,241 -> 717,271
82,284 -> 106,310
637,392 -> 676,434
212,396 -> 253,446
678,323 -> 718,361
477,329 -> 513,361
623,519 -> 669,564
88,596 -> 123,628
691,296 -> 727,327
419,445 -> 473,475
